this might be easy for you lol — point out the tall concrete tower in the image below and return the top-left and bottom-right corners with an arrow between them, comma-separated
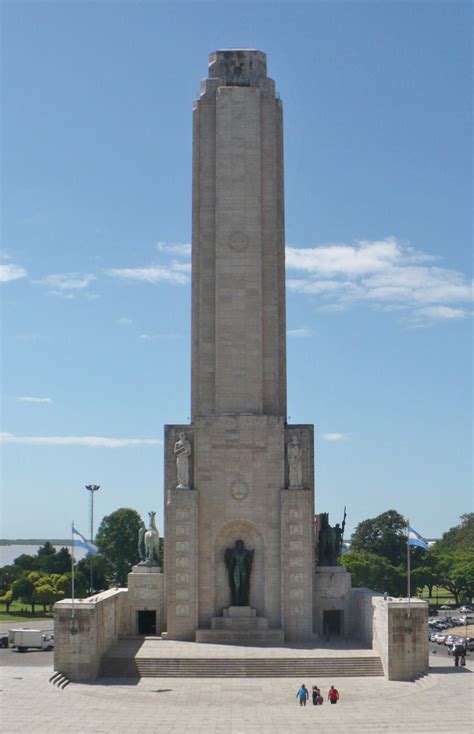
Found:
165,50 -> 315,642
191,50 -> 286,419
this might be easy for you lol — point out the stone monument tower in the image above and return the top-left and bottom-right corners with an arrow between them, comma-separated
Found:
165,50 -> 315,642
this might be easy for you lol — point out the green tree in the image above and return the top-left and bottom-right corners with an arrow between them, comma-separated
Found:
34,573 -> 69,611
0,564 -> 22,594
411,555 -> 441,597
76,554 -> 109,593
350,509 -> 407,566
343,550 -> 405,596
96,508 -> 143,585
13,553 -> 38,571
36,542 -> 57,572
11,573 -> 38,613
0,589 -> 13,613
436,551 -> 474,604
52,547 -> 73,574
434,514 -> 474,554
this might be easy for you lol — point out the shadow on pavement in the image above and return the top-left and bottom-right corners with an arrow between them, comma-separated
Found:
429,665 -> 472,674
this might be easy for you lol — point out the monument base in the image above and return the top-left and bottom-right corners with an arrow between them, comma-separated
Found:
127,564 -> 164,636
313,565 -> 352,637
195,606 -> 284,644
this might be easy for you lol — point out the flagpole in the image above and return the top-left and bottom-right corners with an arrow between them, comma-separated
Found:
71,522 -> 75,622
406,519 -> 411,628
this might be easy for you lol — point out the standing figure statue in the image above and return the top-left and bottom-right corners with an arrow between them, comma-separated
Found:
317,509 -> 347,566
141,511 -> 160,565
138,520 -> 146,562
287,435 -> 303,488
174,431 -> 192,488
224,539 -> 254,606
334,506 -> 347,559
318,513 -> 336,566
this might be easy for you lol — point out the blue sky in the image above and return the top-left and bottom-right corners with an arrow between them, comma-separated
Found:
1,1 -> 472,540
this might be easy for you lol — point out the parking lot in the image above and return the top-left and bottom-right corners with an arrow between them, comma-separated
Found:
428,605 -> 474,661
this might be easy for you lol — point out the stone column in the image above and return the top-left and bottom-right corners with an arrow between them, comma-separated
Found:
191,49 -> 287,419
280,488 -> 314,641
164,488 -> 199,640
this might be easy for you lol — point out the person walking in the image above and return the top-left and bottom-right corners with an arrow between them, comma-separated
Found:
312,685 -> 322,705
296,684 -> 309,706
328,685 -> 339,704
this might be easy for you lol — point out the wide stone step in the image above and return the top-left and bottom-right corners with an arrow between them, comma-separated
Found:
210,617 -> 269,630
195,628 -> 283,644
99,656 -> 384,678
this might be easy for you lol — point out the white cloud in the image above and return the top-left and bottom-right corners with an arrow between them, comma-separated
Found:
320,433 -> 349,442
0,432 -> 162,448
15,333 -> 46,342
117,317 -> 133,326
35,272 -> 96,296
169,260 -> 192,273
139,333 -> 180,340
17,396 -> 52,404
417,306 -> 467,320
286,237 -> 473,325
0,263 -> 27,283
156,241 -> 192,257
106,264 -> 189,286
287,327 -> 313,337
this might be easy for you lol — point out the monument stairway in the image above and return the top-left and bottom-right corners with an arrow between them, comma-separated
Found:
99,641 -> 384,678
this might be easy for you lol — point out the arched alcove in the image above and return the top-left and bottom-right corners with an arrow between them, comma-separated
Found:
214,520 -> 265,616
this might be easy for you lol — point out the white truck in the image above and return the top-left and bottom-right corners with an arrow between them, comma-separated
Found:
9,629 -> 54,652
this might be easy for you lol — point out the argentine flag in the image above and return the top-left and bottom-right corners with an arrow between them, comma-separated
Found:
408,526 -> 429,551
72,526 -> 98,556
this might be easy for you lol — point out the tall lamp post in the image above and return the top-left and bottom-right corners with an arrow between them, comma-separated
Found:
85,484 -> 100,593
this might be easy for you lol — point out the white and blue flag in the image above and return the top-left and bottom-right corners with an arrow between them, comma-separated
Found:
72,526 -> 98,556
408,526 -> 429,551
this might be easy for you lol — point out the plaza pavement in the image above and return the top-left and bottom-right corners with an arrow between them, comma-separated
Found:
1,650 -> 472,734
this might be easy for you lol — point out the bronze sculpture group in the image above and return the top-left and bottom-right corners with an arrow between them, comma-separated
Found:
317,508 -> 346,566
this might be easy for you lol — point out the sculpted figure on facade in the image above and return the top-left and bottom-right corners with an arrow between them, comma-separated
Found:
317,509 -> 346,566
174,431 -> 192,488
138,521 -> 146,562
224,539 -> 254,606
287,435 -> 303,488
138,511 -> 160,565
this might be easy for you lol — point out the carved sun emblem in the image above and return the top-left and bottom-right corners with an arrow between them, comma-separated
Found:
231,475 -> 249,501
229,231 -> 249,253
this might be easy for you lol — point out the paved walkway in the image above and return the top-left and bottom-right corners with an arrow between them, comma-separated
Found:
1,654 -> 473,733
109,637 -> 377,659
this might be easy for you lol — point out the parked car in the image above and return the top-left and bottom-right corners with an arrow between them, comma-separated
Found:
444,634 -> 461,646
429,632 -> 439,642
459,606 -> 473,614
435,633 -> 448,644
0,634 -> 8,648
466,638 -> 474,652
440,604 -> 451,610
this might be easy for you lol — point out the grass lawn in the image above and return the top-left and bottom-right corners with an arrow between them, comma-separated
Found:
419,586 -> 459,605
0,599 -> 52,623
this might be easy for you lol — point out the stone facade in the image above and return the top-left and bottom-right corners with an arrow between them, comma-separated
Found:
127,565 -> 165,635
54,49 -> 429,683
351,589 -> 429,680
313,566 -> 353,636
54,589 -> 129,681
165,50 -> 315,642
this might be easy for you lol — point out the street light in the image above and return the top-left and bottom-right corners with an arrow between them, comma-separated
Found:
85,484 -> 100,593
